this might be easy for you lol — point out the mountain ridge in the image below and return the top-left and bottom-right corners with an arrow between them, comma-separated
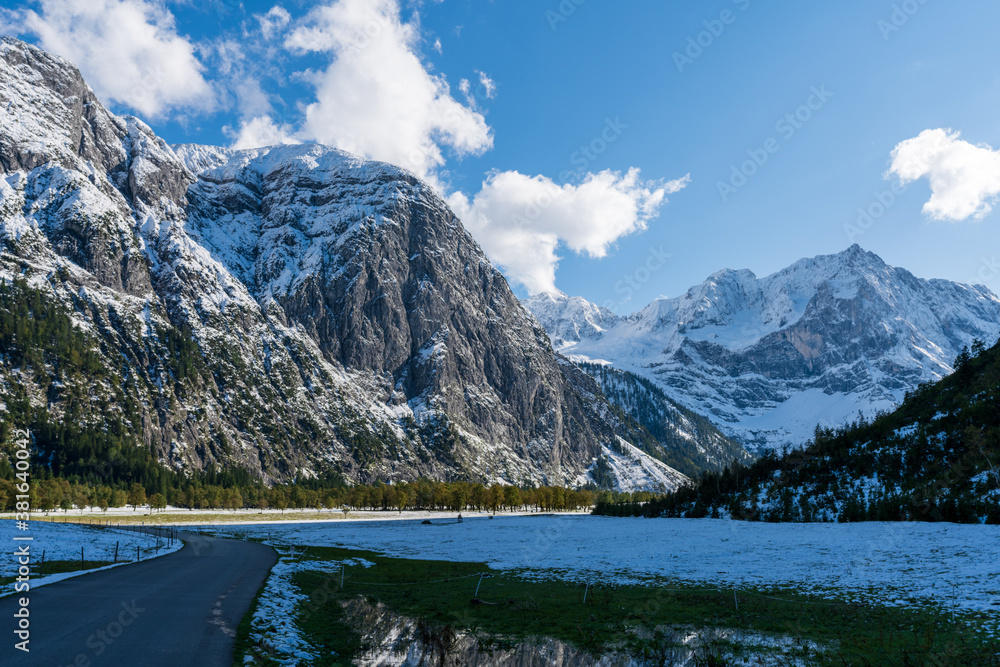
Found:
629,335 -> 1000,523
0,37 -> 691,490
525,244 -> 1000,452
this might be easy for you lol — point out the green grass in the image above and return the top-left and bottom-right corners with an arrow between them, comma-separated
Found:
0,560 -> 115,588
293,575 -> 363,667
276,546 -> 999,666
231,563 -> 292,667
35,559 -> 115,576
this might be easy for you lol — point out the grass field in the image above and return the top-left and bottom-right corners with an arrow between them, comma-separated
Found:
0,559 -> 114,587
21,508 -> 551,526
234,544 -> 999,666
27,510 -> 354,525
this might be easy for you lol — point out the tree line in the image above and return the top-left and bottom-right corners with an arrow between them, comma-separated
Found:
0,475 -> 594,514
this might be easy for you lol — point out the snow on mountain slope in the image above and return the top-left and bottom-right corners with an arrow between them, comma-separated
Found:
524,290 -> 620,348
575,361 -> 753,476
526,245 -> 1000,453
0,37 -> 674,491
596,438 -> 690,493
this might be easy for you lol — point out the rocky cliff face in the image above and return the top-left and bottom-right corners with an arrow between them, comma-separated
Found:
0,37 -> 686,490
526,245 -> 1000,453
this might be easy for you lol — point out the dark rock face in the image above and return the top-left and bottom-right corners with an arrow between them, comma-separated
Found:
1,38 -> 676,487
177,143 -> 617,483
671,276 -> 938,410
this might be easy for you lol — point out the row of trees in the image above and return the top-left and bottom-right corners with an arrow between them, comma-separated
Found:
0,476 -> 594,514
337,480 -> 594,513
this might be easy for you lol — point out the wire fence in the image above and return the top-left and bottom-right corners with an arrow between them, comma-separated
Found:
270,545 -> 864,611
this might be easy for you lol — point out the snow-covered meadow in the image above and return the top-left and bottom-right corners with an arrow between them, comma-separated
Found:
245,551 -> 374,664
209,515 -> 1000,618
0,520 -> 181,591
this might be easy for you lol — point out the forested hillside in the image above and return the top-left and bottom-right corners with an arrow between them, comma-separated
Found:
578,362 -> 752,476
0,276 -> 188,490
598,337 -> 1000,523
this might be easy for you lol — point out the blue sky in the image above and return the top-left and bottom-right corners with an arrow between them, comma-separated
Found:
5,0 -> 1000,313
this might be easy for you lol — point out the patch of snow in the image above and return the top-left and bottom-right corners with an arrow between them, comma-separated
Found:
0,520 -> 182,596
593,438 -> 689,493
245,549 -> 372,665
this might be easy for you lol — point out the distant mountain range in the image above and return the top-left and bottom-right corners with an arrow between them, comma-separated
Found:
525,244 -> 1000,453
8,37 -> 994,494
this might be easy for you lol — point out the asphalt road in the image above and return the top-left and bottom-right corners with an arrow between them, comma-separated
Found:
1,531 -> 276,666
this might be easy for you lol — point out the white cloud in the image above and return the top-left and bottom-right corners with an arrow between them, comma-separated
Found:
477,71 -> 496,99
257,6 -> 292,41
14,0 -> 215,118
448,170 -> 690,295
0,9 -> 19,35
228,115 -> 299,150
283,0 -> 492,182
887,128 -> 1000,221
459,71 -> 496,109
209,39 -> 276,120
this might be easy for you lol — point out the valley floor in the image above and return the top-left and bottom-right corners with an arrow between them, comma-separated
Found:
6,516 -> 995,665
6,507 -> 589,525
206,515 -> 1000,619
203,515 -> 1000,666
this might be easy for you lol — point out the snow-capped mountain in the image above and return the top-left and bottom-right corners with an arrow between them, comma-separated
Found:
0,37 -> 686,490
648,336 -> 1000,523
525,245 -> 1000,453
525,291 -> 621,348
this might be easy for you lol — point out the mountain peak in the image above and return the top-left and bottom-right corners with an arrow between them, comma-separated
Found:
2,38 -> 687,491
1,36 -> 75,73
527,289 -> 569,301
837,243 -> 887,268
524,246 -> 1000,454
1,35 -> 124,176
523,291 -> 619,347
706,267 -> 758,283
